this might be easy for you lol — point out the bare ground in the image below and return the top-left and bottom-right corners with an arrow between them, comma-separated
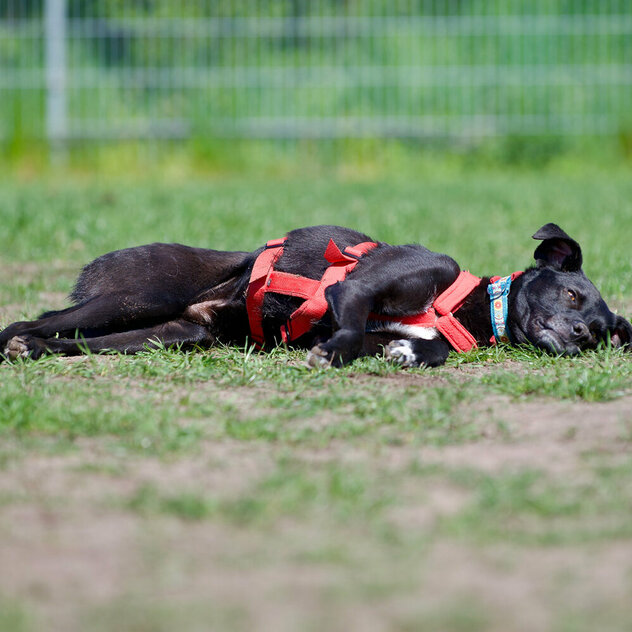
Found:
1,389 -> 631,632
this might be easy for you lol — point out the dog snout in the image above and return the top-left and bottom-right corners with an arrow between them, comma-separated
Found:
571,320 -> 592,343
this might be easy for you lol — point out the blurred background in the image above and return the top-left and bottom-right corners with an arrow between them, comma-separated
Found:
1,0 -> 631,176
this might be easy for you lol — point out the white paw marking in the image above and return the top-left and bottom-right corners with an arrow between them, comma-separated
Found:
4,336 -> 30,360
305,345 -> 332,369
385,339 -> 417,367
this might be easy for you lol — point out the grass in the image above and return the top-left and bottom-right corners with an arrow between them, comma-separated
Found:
1,172 -> 632,631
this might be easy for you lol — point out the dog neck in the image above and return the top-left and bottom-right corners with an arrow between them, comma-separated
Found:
456,274 -> 523,347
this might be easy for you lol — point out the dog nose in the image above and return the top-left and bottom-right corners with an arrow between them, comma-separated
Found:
572,321 -> 591,341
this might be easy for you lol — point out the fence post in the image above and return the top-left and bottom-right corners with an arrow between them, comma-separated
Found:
45,0 -> 68,162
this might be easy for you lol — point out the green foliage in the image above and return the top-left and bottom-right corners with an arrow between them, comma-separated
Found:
2,1 -> 632,157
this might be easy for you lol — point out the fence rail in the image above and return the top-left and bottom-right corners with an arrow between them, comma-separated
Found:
1,1 -> 631,146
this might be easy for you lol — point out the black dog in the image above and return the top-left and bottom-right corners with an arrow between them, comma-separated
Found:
1,223 -> 630,367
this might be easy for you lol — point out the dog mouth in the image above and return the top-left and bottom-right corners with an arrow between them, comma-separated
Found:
532,320 -> 598,356
534,328 -> 581,356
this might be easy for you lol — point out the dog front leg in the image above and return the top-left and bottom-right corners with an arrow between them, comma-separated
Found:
384,338 -> 451,368
359,332 -> 450,367
307,281 -> 372,367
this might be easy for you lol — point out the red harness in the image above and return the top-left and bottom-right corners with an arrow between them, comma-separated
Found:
247,237 -> 378,347
246,237 -> 486,352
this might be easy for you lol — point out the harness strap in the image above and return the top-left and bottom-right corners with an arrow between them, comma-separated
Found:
281,239 -> 379,343
267,272 -> 320,299
435,313 -> 479,352
247,237 -> 379,348
369,270 -> 482,352
489,271 -> 524,284
434,271 -> 481,316
434,270 -> 482,352
246,238 -> 287,347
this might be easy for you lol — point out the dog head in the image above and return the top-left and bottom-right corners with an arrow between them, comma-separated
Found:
507,223 -> 632,355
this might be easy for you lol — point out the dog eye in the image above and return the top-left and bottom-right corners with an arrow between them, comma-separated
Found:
567,289 -> 577,302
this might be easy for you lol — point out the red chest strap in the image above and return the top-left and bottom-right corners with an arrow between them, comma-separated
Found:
369,270 -> 482,353
246,238 -> 287,347
433,271 -> 482,352
247,237 -> 378,348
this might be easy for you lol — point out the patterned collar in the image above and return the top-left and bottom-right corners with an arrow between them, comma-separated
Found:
487,272 -> 523,343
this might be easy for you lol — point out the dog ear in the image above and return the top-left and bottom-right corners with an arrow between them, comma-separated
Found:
532,223 -> 583,271
611,315 -> 632,350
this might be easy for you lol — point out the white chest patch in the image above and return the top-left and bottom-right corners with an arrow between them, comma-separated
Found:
367,321 -> 439,340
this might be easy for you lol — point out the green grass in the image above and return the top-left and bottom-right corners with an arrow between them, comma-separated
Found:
1,173 -> 632,631
445,462 -> 632,545
0,598 -> 31,632
1,172 -> 631,293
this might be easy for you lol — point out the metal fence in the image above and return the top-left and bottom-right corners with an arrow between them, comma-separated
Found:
1,0 -> 631,147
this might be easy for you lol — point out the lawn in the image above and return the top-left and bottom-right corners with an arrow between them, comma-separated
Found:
1,172 -> 632,632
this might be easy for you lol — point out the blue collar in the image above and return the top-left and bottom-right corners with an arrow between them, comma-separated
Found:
487,275 -> 515,343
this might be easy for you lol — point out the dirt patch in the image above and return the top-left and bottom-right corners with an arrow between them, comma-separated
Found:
385,394 -> 632,475
285,391 -> 632,475
0,438 -> 277,509
406,540 -> 632,632
387,481 -> 471,530
1,366 -> 632,630
350,371 -> 454,388
0,438 -> 281,630
0,505 -> 140,606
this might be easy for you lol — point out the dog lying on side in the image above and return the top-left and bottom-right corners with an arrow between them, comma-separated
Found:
1,223 -> 630,367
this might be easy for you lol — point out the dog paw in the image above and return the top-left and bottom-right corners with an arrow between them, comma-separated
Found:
3,336 -> 49,361
3,336 -> 32,361
305,344 -> 333,369
384,339 -> 417,367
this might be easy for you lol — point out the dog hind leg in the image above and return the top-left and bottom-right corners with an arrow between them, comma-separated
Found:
4,319 -> 214,360
0,292 -> 189,349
